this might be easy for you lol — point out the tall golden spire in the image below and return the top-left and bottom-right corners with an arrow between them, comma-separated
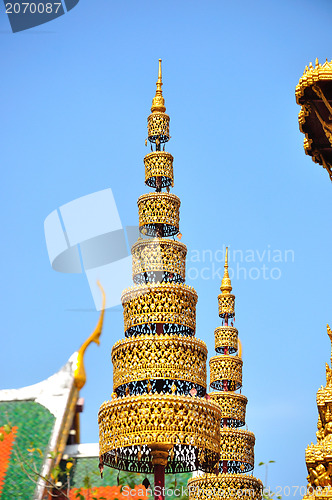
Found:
151,59 -> 166,113
220,247 -> 232,294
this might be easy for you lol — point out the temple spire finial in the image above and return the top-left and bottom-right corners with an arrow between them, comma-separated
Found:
151,58 -> 166,113
220,247 -> 232,294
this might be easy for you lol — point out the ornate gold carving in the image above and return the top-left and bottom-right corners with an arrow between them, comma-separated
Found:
304,325 -> 332,490
138,193 -> 180,237
98,393 -> 221,465
148,112 -> 170,143
296,59 -> 332,182
131,238 -> 187,283
219,429 -> 255,470
112,335 -> 207,390
209,355 -> 243,391
188,473 -> 263,500
144,152 -> 174,188
121,283 -> 197,334
214,326 -> 238,353
74,281 -> 105,390
209,392 -> 247,427
296,59 -> 332,103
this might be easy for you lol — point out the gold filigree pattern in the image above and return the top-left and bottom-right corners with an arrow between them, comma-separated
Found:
218,294 -> 235,318
214,326 -> 238,353
121,283 -> 197,334
296,59 -> 332,102
303,325 -> 332,490
209,392 -> 247,427
98,393 -> 221,459
148,112 -> 170,142
144,152 -> 174,188
188,474 -> 263,500
131,238 -> 187,282
138,193 -> 180,237
219,429 -> 255,469
209,355 -> 243,390
112,335 -> 207,389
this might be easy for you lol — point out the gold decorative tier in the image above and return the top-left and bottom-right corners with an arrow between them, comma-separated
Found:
209,355 -> 243,391
112,334 -> 207,391
188,473 -> 263,500
131,238 -> 187,284
214,326 -> 238,354
209,392 -> 247,428
296,59 -> 332,182
138,192 -> 180,237
218,293 -> 235,318
144,152 -> 174,188
148,112 -> 170,144
98,393 -> 221,473
219,428 -> 255,472
121,282 -> 197,335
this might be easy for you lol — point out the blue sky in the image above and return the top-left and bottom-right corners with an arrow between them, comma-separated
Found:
1,0 -> 332,497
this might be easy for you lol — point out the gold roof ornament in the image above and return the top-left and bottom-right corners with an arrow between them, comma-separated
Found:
98,60 -> 221,482
74,281 -> 105,390
296,58 -> 332,181
188,252 -> 262,500
218,247 -> 235,319
151,59 -> 166,113
302,324 -> 332,498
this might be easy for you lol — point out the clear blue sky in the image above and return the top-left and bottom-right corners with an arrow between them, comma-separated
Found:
1,0 -> 332,497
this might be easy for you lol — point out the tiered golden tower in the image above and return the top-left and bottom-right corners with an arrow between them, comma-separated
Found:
98,61 -> 221,493
188,249 -> 263,500
302,325 -> 332,499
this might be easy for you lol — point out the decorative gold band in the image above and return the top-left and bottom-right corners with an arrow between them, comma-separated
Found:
112,334 -> 207,390
214,326 -> 238,353
144,152 -> 174,188
121,283 -> 198,334
218,294 -> 235,317
209,355 -> 243,391
219,428 -> 255,469
138,192 -> 180,237
131,238 -> 187,283
98,393 -> 221,461
208,392 -> 247,427
147,112 -> 170,142
188,473 -> 263,500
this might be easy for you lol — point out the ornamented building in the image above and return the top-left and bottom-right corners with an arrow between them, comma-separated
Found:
302,325 -> 332,499
296,58 -> 332,181
98,59 -> 222,497
188,249 -> 263,500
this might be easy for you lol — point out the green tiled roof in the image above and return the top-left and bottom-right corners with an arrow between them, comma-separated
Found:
0,401 -> 55,500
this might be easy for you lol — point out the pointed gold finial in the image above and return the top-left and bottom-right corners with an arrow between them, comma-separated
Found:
327,324 -> 332,367
220,247 -> 232,294
74,281 -> 106,390
151,59 -> 166,114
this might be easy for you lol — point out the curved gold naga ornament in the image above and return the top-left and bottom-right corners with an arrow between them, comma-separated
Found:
74,281 -> 106,390
238,338 -> 242,359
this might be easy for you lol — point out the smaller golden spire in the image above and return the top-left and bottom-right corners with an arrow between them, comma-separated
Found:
220,247 -> 232,295
151,59 -> 166,114
327,324 -> 332,367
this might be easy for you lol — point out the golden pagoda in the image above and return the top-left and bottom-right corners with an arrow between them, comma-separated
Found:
188,249 -> 263,500
296,58 -> 332,181
302,325 -> 332,499
98,60 -> 222,497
